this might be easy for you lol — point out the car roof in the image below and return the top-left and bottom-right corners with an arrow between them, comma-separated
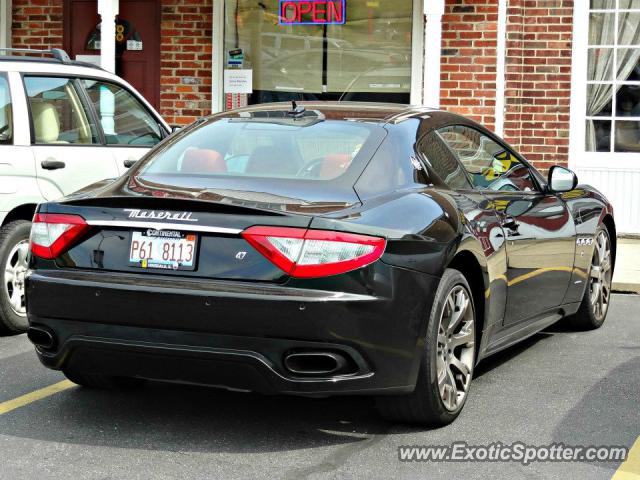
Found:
0,57 -> 122,82
216,101 -> 446,125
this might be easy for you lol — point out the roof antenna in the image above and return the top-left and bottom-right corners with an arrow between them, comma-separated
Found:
288,100 -> 306,118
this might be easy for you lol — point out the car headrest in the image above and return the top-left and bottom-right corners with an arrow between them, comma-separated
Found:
181,148 -> 227,174
320,154 -> 352,179
31,102 -> 60,144
246,146 -> 298,176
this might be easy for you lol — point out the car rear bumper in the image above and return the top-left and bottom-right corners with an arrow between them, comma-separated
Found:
26,267 -> 440,395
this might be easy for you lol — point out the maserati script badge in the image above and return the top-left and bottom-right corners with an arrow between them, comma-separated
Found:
123,209 -> 198,222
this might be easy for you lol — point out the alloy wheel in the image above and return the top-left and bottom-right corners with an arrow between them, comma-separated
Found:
4,239 -> 29,316
589,230 -> 612,322
436,285 -> 475,412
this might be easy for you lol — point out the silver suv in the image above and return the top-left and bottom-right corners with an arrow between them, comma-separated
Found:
0,48 -> 170,333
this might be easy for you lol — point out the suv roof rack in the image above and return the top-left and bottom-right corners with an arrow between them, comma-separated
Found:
0,47 -> 72,63
0,47 -> 103,70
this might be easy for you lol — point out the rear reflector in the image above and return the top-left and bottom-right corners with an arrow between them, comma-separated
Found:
242,226 -> 386,278
30,213 -> 90,259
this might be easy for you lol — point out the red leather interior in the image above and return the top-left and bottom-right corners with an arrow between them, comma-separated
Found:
319,154 -> 352,179
181,148 -> 227,174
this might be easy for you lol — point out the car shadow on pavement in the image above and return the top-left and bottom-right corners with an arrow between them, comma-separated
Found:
0,330 -> 566,453
1,381 -> 393,453
552,354 -> 640,450
473,332 -> 552,379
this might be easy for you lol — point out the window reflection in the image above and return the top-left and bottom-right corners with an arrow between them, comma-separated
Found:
223,0 -> 413,107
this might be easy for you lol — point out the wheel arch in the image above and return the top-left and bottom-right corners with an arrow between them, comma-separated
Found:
446,248 -> 487,358
2,203 -> 38,226
602,214 -> 617,273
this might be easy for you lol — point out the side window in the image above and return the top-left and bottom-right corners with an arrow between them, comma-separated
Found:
24,76 -> 98,145
437,125 -> 537,192
0,74 -> 12,145
82,80 -> 162,146
417,131 -> 472,190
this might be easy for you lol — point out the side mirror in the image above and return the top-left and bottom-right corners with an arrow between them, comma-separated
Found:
547,166 -> 578,193
171,125 -> 182,134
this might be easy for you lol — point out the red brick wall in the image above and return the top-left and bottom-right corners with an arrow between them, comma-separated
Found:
160,0 -> 213,125
11,0 -> 64,51
503,0 -> 573,169
441,0 -> 499,131
11,0 -> 213,125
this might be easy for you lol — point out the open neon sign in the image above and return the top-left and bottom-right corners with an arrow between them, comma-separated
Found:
279,0 -> 346,25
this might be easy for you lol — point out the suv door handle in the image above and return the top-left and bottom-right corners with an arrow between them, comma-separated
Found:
123,159 -> 137,168
41,160 -> 66,170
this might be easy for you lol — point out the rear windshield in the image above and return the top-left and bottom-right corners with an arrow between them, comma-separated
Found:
138,118 -> 383,182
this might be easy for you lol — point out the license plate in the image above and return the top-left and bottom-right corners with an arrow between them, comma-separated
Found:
129,230 -> 197,270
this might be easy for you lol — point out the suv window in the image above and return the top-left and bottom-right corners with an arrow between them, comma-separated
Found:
417,131 -> 472,190
82,80 -> 162,146
24,76 -> 98,145
0,74 -> 12,145
437,125 -> 537,192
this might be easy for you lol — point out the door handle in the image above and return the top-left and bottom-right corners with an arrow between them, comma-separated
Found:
501,216 -> 519,230
123,159 -> 137,168
41,160 -> 66,170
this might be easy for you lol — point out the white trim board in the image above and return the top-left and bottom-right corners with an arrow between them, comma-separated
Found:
0,0 -> 11,49
494,0 -> 507,136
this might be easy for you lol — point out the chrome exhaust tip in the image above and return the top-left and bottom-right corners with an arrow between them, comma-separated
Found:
283,351 -> 349,376
27,326 -> 56,350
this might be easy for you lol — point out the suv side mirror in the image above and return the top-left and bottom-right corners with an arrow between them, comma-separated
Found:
547,166 -> 578,193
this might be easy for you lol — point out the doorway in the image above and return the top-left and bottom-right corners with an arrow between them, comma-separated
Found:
64,0 -> 161,109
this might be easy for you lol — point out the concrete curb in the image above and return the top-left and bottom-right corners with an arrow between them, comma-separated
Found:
613,282 -> 640,294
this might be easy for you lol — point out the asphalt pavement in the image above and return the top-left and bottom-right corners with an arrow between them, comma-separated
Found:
0,294 -> 638,479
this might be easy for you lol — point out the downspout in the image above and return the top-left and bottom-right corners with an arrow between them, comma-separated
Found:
423,0 -> 445,108
495,0 -> 508,136
0,0 -> 11,49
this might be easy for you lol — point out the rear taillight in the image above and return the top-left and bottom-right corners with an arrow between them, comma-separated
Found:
242,226 -> 386,278
30,213 -> 90,259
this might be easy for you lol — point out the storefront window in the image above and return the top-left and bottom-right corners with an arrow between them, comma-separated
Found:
587,0 -> 640,152
223,0 -> 413,107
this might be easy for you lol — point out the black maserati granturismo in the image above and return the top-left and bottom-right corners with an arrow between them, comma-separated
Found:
26,102 -> 615,426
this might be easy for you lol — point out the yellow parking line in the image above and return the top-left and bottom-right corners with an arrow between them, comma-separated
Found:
0,380 -> 75,416
612,437 -> 640,480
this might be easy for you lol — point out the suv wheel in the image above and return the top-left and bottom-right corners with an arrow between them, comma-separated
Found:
0,221 -> 32,334
376,269 -> 476,426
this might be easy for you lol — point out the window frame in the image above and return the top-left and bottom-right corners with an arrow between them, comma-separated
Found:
23,75 -> 101,146
569,1 -> 640,169
0,71 -> 13,146
427,123 -> 545,194
20,72 -> 168,148
81,78 -> 165,148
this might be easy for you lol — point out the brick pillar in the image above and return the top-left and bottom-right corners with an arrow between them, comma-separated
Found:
503,0 -> 574,170
440,0 -> 499,131
160,0 -> 213,126
11,0 -> 63,51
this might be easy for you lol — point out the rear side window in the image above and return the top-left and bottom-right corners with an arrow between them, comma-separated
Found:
0,74 -> 12,145
82,79 -> 162,146
417,131 -> 472,190
24,76 -> 98,145
437,125 -> 538,192
138,118 -> 378,182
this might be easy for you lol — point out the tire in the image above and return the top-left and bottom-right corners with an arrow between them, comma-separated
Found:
565,226 -> 613,331
0,220 -> 32,334
63,368 -> 143,390
376,268 -> 477,426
